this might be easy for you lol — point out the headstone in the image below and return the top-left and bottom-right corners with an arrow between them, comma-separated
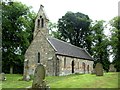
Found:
23,59 -> 30,81
109,64 -> 116,72
0,73 -> 6,81
95,63 -> 103,76
32,63 -> 49,89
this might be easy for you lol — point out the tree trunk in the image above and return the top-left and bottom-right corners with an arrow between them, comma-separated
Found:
10,65 -> 13,74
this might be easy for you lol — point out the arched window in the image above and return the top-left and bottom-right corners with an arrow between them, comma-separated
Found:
38,52 -> 40,63
82,62 -> 86,74
87,65 -> 89,73
78,62 -> 79,69
37,19 -> 40,28
41,18 -> 44,28
64,57 -> 66,68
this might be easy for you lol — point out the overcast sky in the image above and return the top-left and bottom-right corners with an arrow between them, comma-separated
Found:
15,0 -> 119,62
16,0 -> 119,23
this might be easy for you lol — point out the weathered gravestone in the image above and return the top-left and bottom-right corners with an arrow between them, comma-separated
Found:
95,63 -> 103,76
109,64 -> 116,72
31,63 -> 49,89
0,73 -> 6,81
23,59 -> 30,81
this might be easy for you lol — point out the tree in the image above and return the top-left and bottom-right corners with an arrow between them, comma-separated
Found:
110,16 -> 120,71
57,11 -> 92,53
2,1 -> 36,74
91,20 -> 110,72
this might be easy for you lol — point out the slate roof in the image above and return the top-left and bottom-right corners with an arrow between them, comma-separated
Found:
47,37 -> 93,61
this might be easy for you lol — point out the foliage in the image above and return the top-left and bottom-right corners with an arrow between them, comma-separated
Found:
56,11 -> 92,53
2,72 -> 119,88
2,1 -> 36,73
90,20 -> 110,71
110,16 -> 120,71
51,12 -> 111,71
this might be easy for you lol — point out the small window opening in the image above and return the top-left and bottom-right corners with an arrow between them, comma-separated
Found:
37,19 -> 40,28
38,52 -> 40,63
41,18 -> 44,28
40,16 -> 42,18
78,62 -> 79,69
64,57 -> 66,68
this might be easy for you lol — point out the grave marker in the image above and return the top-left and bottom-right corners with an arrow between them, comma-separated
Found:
32,63 -> 49,89
109,64 -> 116,72
0,73 -> 6,81
95,63 -> 103,76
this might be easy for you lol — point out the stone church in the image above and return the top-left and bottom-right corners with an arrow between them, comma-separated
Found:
23,5 -> 94,79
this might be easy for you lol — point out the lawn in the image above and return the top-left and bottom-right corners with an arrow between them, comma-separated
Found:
1,72 -> 119,89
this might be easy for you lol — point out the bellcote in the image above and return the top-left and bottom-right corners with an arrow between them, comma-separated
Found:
33,5 -> 49,38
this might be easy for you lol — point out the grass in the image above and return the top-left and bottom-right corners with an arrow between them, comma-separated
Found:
1,72 -> 119,89
2,74 -> 32,88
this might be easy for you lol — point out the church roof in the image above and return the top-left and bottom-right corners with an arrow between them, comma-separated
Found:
47,37 -> 93,61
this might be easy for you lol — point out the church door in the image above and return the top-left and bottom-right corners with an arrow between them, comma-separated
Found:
72,60 -> 74,73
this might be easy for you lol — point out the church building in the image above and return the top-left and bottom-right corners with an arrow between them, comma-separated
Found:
23,5 -> 94,79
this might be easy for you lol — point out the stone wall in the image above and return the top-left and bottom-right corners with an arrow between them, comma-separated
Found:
56,55 -> 93,76
24,31 -> 56,77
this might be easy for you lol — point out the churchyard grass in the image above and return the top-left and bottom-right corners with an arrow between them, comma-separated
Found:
2,72 -> 119,88
2,74 -> 32,88
0,81 -> 2,90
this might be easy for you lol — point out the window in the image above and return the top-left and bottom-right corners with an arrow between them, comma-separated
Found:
64,57 -> 66,68
87,65 -> 89,73
82,62 -> 86,73
78,62 -> 79,69
37,19 -> 40,28
40,16 -> 42,18
38,52 -> 40,63
41,18 -> 44,28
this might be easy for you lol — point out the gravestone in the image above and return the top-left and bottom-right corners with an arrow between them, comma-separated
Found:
95,63 -> 103,76
0,73 -> 6,81
109,64 -> 116,72
32,63 -> 49,89
23,59 -> 30,81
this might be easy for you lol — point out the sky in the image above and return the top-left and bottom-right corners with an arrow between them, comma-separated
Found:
15,0 -> 119,62
16,0 -> 119,23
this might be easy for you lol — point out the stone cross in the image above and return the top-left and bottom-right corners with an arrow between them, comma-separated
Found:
109,64 -> 116,72
95,63 -> 103,76
32,63 -> 49,89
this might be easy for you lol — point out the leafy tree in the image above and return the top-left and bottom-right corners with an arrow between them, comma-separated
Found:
2,1 -> 36,74
91,20 -> 110,72
110,16 -> 120,72
48,22 -> 62,40
57,11 -> 92,53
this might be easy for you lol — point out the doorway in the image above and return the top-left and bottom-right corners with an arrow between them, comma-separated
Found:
72,60 -> 74,73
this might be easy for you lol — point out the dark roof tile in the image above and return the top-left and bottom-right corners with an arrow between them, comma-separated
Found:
47,37 -> 93,61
